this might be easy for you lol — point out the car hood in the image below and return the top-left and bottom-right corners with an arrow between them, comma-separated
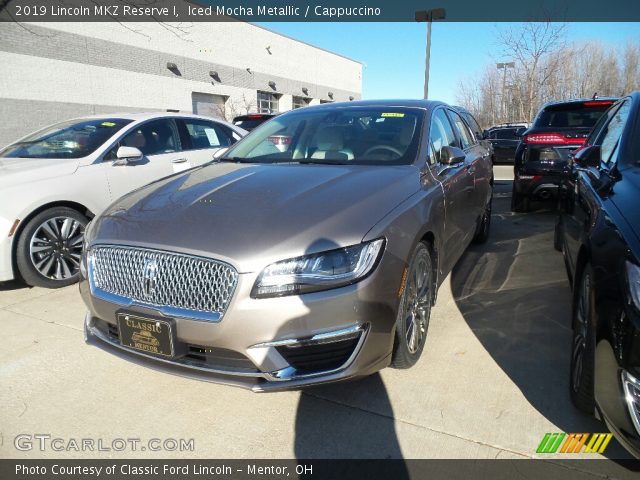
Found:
91,162 -> 419,272
0,157 -> 79,190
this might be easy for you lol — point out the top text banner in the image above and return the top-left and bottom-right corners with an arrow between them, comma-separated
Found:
1,0 -> 640,22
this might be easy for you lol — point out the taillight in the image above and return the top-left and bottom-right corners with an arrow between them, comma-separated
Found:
523,133 -> 586,146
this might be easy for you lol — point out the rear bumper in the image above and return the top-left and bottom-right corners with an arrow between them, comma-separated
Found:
513,173 -> 563,198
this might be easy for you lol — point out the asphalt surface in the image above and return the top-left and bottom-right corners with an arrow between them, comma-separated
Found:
0,166 -> 635,473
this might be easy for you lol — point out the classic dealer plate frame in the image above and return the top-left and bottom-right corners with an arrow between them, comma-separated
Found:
117,313 -> 175,357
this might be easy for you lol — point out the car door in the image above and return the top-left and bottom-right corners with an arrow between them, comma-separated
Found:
102,118 -> 183,201
447,109 -> 490,216
563,100 -> 631,273
428,108 -> 476,274
176,118 -> 242,169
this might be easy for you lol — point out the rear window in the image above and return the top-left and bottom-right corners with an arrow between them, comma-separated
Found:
492,128 -> 521,140
534,103 -> 613,129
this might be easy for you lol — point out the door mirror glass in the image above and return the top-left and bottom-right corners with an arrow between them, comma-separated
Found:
440,145 -> 466,165
573,145 -> 601,168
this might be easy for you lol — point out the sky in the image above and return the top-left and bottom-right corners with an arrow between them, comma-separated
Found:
258,22 -> 640,104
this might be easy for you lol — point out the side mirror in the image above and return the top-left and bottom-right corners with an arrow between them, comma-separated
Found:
440,145 -> 466,165
113,146 -> 143,165
482,129 -> 489,139
213,147 -> 228,160
573,145 -> 600,169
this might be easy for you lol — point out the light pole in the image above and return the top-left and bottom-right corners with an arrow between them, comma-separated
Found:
415,8 -> 446,99
496,62 -> 515,121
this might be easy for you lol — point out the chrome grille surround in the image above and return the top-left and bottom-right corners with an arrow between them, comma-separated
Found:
88,245 -> 238,322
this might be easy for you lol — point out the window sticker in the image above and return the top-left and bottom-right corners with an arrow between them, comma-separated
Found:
204,127 -> 220,146
100,122 -> 117,127
381,113 -> 405,118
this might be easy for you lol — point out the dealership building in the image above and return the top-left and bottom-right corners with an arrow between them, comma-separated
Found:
0,21 -> 362,146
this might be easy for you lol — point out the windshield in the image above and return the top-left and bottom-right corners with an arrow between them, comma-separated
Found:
223,107 -> 424,165
0,118 -> 132,159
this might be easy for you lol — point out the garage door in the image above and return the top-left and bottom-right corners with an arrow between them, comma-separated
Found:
192,93 -> 227,119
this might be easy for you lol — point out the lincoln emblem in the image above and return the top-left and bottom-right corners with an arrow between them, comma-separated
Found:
142,258 -> 158,298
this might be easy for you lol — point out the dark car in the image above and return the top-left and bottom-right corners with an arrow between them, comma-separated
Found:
555,92 -> 640,458
80,100 -> 493,391
512,98 -> 617,212
485,124 -> 528,164
232,113 -> 279,131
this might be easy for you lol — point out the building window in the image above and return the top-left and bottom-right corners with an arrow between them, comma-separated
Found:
257,91 -> 279,113
292,96 -> 310,109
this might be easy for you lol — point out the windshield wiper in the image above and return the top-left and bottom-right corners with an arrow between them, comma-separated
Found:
218,156 -> 254,163
298,159 -> 349,165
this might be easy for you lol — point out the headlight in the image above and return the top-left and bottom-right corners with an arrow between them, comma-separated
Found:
251,238 -> 385,298
626,261 -> 640,310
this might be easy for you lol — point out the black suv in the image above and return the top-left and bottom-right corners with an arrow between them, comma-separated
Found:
485,124 -> 527,164
555,92 -> 640,459
512,98 -> 616,212
232,113 -> 279,131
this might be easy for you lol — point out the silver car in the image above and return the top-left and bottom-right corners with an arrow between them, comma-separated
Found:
80,100 -> 493,391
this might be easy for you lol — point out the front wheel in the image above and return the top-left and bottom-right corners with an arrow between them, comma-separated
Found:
15,207 -> 88,288
569,264 -> 596,414
391,242 -> 433,369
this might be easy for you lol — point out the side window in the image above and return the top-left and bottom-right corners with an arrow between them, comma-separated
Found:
449,111 -> 474,149
218,124 -> 243,145
182,119 -> 233,150
463,113 -> 482,140
429,109 -> 456,163
119,119 -> 180,156
597,100 -> 630,165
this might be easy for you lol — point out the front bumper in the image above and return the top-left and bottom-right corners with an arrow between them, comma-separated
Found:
80,254 -> 403,392
0,221 -> 15,282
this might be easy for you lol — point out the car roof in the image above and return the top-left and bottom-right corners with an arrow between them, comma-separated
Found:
75,112 -> 233,123
291,99 -> 447,112
540,97 -> 619,109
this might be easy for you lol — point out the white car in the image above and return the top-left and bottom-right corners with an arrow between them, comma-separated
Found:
0,112 -> 247,288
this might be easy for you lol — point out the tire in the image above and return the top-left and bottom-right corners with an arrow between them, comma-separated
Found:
554,216 -> 563,252
569,263 -> 596,414
16,207 -> 88,288
473,196 -> 492,244
511,185 -> 529,213
391,242 -> 433,369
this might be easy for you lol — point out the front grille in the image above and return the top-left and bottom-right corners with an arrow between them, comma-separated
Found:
90,246 -> 238,317
276,337 -> 360,374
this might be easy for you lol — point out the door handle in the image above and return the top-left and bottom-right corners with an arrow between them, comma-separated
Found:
171,158 -> 188,163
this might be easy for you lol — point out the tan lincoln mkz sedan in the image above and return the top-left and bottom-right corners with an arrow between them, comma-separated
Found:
80,100 -> 493,391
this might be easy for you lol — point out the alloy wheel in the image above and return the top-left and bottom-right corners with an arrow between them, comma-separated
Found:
572,272 -> 590,392
404,251 -> 431,354
29,216 -> 85,280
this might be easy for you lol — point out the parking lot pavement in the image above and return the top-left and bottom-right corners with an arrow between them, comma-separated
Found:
0,174 -> 633,469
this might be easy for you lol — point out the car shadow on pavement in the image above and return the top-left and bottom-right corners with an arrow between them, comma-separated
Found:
0,280 -> 28,291
451,181 -> 630,459
295,374 -> 408,470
